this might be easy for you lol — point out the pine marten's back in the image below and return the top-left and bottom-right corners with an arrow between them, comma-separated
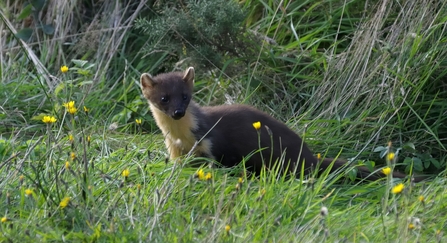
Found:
202,104 -> 316,173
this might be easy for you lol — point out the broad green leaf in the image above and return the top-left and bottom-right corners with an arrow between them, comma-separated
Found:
430,158 -> 441,169
54,82 -> 65,97
347,168 -> 357,182
364,160 -> 375,172
42,24 -> 55,35
77,69 -> 92,77
78,81 -> 93,86
31,0 -> 46,12
373,146 -> 386,153
18,4 -> 33,20
16,28 -> 33,41
404,157 -> 423,172
72,59 -> 88,68
402,142 -> 416,151
85,63 -> 96,70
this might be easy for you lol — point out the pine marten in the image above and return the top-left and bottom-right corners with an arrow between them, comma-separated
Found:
140,67 -> 410,180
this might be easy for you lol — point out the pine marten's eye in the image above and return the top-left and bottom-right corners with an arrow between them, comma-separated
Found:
182,94 -> 188,101
161,96 -> 169,103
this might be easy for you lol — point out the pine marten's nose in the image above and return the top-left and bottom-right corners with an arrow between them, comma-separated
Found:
173,109 -> 185,119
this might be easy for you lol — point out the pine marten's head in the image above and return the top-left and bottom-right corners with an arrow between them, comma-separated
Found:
140,67 -> 195,120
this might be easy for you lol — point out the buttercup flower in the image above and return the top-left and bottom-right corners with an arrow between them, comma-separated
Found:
1,217 -> 7,223
63,101 -> 74,108
68,107 -> 77,114
59,197 -> 70,208
60,65 -> 69,73
418,195 -> 425,202
122,169 -> 130,178
391,183 -> 405,194
25,189 -> 33,196
225,225 -> 231,233
42,116 -> 57,124
205,172 -> 212,180
135,119 -> 142,125
63,101 -> 77,114
382,167 -> 391,176
252,121 -> 261,130
387,152 -> 395,161
197,169 -> 205,180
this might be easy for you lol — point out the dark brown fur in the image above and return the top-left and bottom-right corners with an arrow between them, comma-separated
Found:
140,67 -> 414,181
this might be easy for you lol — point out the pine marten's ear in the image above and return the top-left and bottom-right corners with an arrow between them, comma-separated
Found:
140,73 -> 155,89
182,67 -> 195,84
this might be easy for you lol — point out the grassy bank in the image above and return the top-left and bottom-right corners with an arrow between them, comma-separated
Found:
1,0 -> 446,242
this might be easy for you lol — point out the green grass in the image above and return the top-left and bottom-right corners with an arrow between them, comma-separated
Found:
1,0 -> 447,242
0,129 -> 446,242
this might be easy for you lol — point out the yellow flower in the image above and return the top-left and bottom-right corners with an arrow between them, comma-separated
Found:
25,189 -> 33,196
122,169 -> 130,178
70,152 -> 76,160
19,175 -> 24,181
68,107 -> 77,114
63,101 -> 77,114
60,65 -> 69,73
238,177 -> 243,184
225,225 -> 231,233
391,183 -> 405,194
68,134 -> 74,142
59,197 -> 70,209
65,161 -> 70,169
317,153 -> 321,160
63,101 -> 75,109
1,217 -> 7,223
197,169 -> 205,180
408,223 -> 415,229
135,118 -> 142,125
252,121 -> 261,130
205,172 -> 212,180
42,115 -> 57,124
418,195 -> 425,202
83,106 -> 89,113
387,152 -> 395,161
382,167 -> 391,176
